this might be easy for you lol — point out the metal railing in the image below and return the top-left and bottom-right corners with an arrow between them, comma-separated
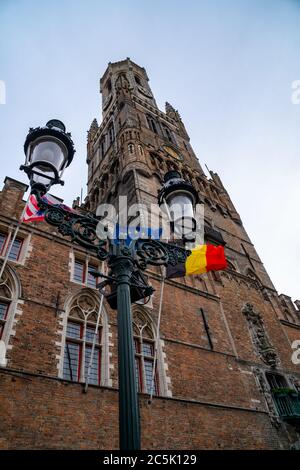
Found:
273,390 -> 300,424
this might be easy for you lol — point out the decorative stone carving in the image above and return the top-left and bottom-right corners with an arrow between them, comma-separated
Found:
115,73 -> 130,92
165,102 -> 177,118
261,287 -> 271,302
289,375 -> 300,393
243,303 -> 279,368
88,118 -> 98,140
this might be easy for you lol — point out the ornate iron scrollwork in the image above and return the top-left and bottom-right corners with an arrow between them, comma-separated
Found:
134,239 -> 190,270
35,190 -> 108,259
34,188 -> 191,270
165,243 -> 191,266
134,240 -> 169,269
44,207 -> 67,227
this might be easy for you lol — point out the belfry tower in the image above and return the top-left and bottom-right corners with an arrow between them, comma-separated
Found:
84,58 -> 300,448
85,58 -> 207,211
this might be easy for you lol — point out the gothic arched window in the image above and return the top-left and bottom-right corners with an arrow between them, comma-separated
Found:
106,78 -> 112,93
108,123 -> 115,145
132,309 -> 159,395
128,143 -> 135,154
62,291 -> 106,385
146,115 -> 159,135
0,270 -> 14,340
0,266 -> 21,366
100,136 -> 106,158
162,125 -> 173,143
135,75 -> 142,86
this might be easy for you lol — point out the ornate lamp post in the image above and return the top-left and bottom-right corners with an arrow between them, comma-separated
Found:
21,120 -> 199,451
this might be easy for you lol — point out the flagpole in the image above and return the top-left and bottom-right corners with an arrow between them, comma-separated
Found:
149,266 -> 165,402
0,198 -> 27,281
0,224 -> 21,281
147,199 -> 172,400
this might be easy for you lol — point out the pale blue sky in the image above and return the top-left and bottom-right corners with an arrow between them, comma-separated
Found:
0,0 -> 299,301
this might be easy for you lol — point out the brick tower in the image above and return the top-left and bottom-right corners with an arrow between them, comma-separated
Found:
0,58 -> 300,449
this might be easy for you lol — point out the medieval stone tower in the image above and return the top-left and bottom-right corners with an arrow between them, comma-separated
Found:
0,58 -> 300,449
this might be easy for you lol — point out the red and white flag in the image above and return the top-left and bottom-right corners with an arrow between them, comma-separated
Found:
21,194 -> 72,224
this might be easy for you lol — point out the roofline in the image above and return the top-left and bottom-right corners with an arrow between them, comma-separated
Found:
100,57 -> 148,85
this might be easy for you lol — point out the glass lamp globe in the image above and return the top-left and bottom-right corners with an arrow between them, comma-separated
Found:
22,119 -> 75,190
158,170 -> 199,240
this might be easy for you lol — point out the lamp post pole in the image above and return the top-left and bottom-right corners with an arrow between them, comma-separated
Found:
110,247 -> 140,450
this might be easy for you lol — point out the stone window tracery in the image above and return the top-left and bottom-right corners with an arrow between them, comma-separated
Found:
62,291 -> 107,385
162,125 -> 173,143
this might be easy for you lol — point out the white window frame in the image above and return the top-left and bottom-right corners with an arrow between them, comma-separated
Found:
70,251 -> 101,289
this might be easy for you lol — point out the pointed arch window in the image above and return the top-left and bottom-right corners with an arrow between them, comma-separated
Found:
162,125 -> 173,143
106,79 -> 112,93
108,123 -> 115,145
0,266 -> 21,367
100,136 -> 106,158
135,75 -> 142,86
63,292 -> 103,385
0,272 -> 14,340
132,310 -> 159,395
128,143 -> 135,154
146,115 -> 159,135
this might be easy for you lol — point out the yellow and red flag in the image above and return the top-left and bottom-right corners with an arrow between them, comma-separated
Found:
166,244 -> 227,279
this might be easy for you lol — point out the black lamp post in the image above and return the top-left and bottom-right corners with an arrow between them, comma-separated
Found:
21,120 -> 199,451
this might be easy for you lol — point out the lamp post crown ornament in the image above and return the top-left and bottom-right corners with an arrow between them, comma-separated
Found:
158,169 -> 199,207
23,119 -> 75,167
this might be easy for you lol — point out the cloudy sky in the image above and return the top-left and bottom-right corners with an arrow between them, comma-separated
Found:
0,0 -> 299,301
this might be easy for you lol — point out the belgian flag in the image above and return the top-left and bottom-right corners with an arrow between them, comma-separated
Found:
166,244 -> 227,279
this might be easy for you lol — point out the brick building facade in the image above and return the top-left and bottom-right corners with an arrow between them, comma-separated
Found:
0,58 -> 300,449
